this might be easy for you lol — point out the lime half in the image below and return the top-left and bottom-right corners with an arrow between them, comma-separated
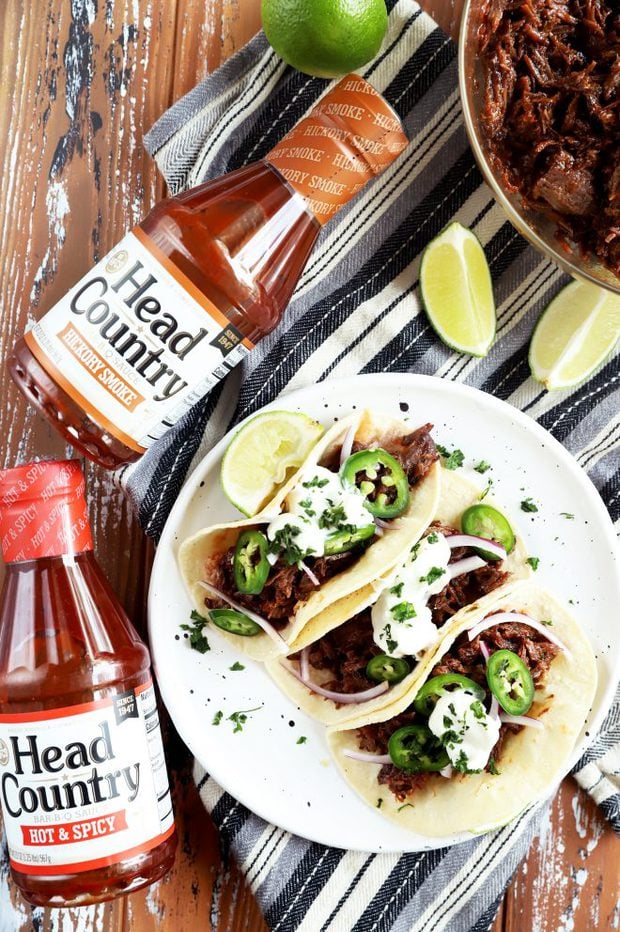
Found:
220,411 -> 324,516
420,222 -> 496,357
529,280 -> 620,390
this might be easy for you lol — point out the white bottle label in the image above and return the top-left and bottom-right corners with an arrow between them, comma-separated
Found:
0,681 -> 174,874
25,229 -> 252,452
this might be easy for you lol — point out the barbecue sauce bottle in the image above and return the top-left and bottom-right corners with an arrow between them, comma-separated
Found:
0,460 -> 176,907
10,75 -> 407,468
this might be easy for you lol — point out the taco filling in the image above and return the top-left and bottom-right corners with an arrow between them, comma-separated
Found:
350,610 -> 562,800
201,424 -> 439,633
287,522 -> 511,700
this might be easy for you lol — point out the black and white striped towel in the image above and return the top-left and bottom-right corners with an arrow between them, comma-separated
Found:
125,1 -> 620,928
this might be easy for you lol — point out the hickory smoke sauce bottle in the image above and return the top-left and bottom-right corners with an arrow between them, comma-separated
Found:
10,75 -> 408,468
0,461 -> 176,906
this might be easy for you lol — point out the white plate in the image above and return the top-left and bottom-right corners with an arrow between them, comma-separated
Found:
148,374 -> 620,852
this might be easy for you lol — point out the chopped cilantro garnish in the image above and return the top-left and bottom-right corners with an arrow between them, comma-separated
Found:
437,445 -> 465,470
520,498 -> 538,513
526,556 -> 540,571
180,612 -> 211,654
426,532 -> 439,544
410,541 -> 421,559
303,476 -> 329,489
541,618 -> 554,626
560,512 -> 575,519
488,758 -> 500,775
383,623 -> 398,654
419,566 -> 445,585
299,498 -> 316,516
398,803 -> 414,811
474,461 -> 491,474
391,601 -> 417,622
470,700 -> 486,720
319,503 -> 347,529
390,581 -> 404,597
454,750 -> 479,774
228,706 -> 262,734
270,523 -> 305,565
296,736 -> 307,745
229,661 -> 245,671
212,710 -> 223,726
443,715 -> 453,729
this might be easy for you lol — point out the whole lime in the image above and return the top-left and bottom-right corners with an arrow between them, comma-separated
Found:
261,0 -> 388,78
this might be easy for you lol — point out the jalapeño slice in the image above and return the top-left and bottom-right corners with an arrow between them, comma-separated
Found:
340,449 -> 410,519
486,649 -> 534,715
324,523 -> 376,555
461,504 -> 515,561
366,654 -> 411,684
209,608 -> 262,637
233,530 -> 270,595
413,673 -> 486,717
388,724 -> 450,772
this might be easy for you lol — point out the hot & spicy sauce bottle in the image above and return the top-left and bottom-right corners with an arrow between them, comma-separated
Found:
10,75 -> 408,468
0,460 -> 176,906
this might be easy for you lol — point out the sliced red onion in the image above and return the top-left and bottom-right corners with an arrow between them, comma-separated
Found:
198,580 -> 289,653
439,764 -> 453,779
446,556 -> 487,580
343,749 -> 391,764
299,560 -> 320,587
374,525 -> 384,537
500,713 -> 544,730
466,611 -> 571,656
490,694 -> 500,720
339,424 -> 357,466
446,534 -> 507,561
281,659 -> 390,704
479,640 -> 491,663
300,646 -> 310,681
374,517 -> 405,530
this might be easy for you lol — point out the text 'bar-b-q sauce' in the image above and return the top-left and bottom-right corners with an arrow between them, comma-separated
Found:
10,75 -> 407,468
0,460 -> 176,907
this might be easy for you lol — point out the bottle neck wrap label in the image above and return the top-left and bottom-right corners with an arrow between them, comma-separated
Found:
0,460 -> 92,563
266,74 -> 408,225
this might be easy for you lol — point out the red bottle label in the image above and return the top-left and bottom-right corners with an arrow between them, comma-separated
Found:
0,680 -> 174,875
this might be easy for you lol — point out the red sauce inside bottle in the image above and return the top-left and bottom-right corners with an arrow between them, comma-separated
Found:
0,462 -> 176,907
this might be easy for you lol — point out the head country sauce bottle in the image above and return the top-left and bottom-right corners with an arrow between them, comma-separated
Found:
10,75 -> 408,468
0,460 -> 176,906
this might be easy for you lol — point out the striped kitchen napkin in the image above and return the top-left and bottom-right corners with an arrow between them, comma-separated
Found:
125,1 -> 620,928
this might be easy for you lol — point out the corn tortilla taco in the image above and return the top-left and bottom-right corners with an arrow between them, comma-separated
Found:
327,580 -> 597,835
178,410 -> 442,660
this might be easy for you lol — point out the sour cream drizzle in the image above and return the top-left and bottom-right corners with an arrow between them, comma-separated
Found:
266,466 -> 374,561
371,533 -> 451,659
428,687 -> 501,772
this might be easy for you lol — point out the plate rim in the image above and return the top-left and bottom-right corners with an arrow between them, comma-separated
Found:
148,372 -> 620,851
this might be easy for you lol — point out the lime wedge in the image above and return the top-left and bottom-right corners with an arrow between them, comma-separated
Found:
220,411 -> 324,516
529,280 -> 620,390
420,222 -> 496,356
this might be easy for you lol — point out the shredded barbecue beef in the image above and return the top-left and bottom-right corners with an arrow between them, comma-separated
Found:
204,425 -> 438,623
355,617 -> 559,801
478,0 -> 620,275
204,548 -> 357,627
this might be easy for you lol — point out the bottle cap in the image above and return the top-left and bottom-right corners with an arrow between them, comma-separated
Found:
266,74 -> 408,225
0,460 -> 93,563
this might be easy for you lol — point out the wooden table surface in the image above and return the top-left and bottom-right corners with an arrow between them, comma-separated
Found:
0,1 -> 618,929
